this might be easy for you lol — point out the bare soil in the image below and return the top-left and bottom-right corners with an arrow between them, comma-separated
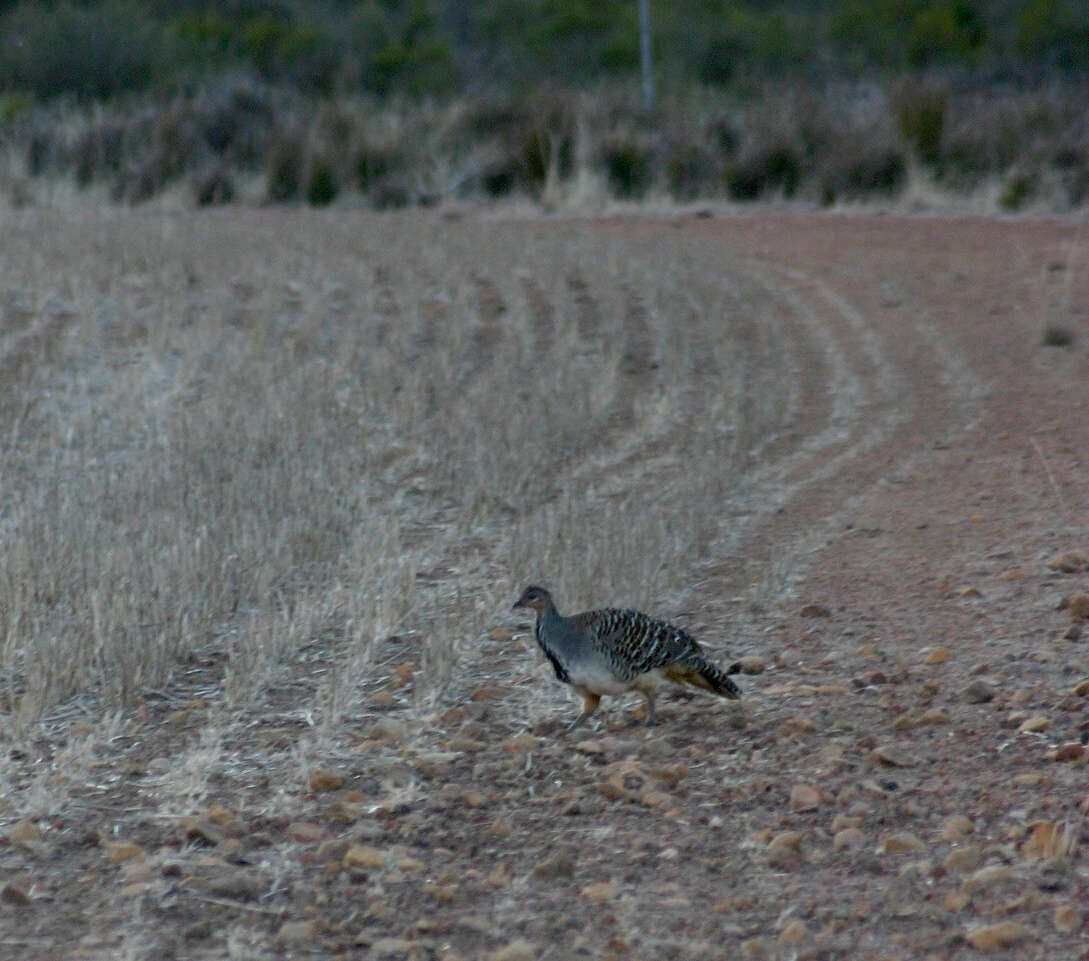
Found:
3,211 -> 1089,961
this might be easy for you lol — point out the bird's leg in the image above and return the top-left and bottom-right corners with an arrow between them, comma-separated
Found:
569,690 -> 600,732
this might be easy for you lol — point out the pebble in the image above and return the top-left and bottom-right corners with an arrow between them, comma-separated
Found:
0,882 -> 30,906
964,920 -> 1023,950
1048,551 -> 1088,573
1018,715 -> 1051,733
939,815 -> 974,842
965,864 -> 1013,890
287,822 -> 326,844
789,783 -> 823,812
1073,678 -> 1089,697
1054,903 -> 1082,932
9,820 -> 41,844
879,832 -> 925,855
834,828 -> 866,852
944,846 -> 983,873
1050,743 -> 1085,762
868,745 -> 913,767
106,843 -> 145,863
343,845 -> 386,869
1065,594 -> 1089,621
962,679 -> 995,703
489,939 -> 538,961
734,656 -> 766,675
778,919 -> 807,944
276,920 -> 316,944
309,769 -> 346,792
924,646 -> 950,664
581,880 -> 616,902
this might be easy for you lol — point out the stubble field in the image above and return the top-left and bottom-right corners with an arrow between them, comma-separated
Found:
1,205 -> 1088,960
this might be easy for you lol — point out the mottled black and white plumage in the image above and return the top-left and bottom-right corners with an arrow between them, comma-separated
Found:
512,585 -> 740,730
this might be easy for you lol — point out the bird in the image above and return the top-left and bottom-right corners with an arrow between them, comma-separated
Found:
511,585 -> 740,730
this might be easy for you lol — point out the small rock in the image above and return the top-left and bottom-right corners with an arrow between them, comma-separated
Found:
489,939 -> 538,961
573,739 -> 603,755
958,586 -> 982,598
939,815 -> 974,842
962,679 -> 995,704
831,814 -> 862,831
9,819 -> 41,844
964,920 -> 1023,950
879,832 -> 925,855
766,831 -> 803,868
1049,743 -> 1085,762
501,733 -> 537,754
206,804 -> 235,826
309,768 -> 346,792
1048,551 -> 1088,573
370,718 -> 408,743
1064,594 -> 1089,622
789,783 -> 823,812
532,852 -> 574,879
1062,624 -> 1082,642
800,604 -> 831,618
834,828 -> 866,852
343,845 -> 386,869
286,822 -> 326,844
1073,678 -> 1089,697
488,627 -> 514,640
581,880 -> 616,902
1018,715 -> 1051,733
1054,903 -> 1082,933
966,864 -> 1013,890
945,889 -> 971,911
0,882 -> 31,906
739,937 -> 769,959
276,920 -> 316,945
998,568 -> 1028,580
462,791 -> 487,808
868,745 -> 913,767
204,870 -> 265,901
920,708 -> 950,724
944,846 -> 983,873
779,919 -> 807,944
924,646 -> 950,664
733,656 -> 766,675
106,843 -> 146,863
369,689 -> 397,708
486,816 -> 512,838
183,818 -> 226,846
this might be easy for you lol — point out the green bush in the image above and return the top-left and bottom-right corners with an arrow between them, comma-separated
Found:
999,172 -> 1036,211
306,159 -> 339,206
601,139 -> 653,199
896,84 -> 946,165
727,143 -> 801,200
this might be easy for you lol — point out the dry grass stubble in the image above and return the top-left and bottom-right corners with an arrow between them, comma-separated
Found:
0,208 -> 790,737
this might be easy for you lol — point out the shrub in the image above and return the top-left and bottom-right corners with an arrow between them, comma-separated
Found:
727,143 -> 801,200
193,168 -> 235,206
1041,324 -> 1074,346
601,138 -> 653,199
306,159 -> 338,206
999,172 -> 1036,211
895,83 -> 946,165
266,134 -> 305,202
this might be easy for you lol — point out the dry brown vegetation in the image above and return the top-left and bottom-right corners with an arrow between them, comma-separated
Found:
1,207 -> 1088,960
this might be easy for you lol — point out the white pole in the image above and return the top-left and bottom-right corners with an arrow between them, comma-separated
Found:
638,0 -> 653,111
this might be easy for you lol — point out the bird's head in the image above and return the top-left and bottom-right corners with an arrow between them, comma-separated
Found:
512,585 -> 552,614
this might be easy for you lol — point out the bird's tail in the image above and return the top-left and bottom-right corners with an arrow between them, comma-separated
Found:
667,654 -> 742,699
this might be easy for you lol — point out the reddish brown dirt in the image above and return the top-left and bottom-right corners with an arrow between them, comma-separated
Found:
3,212 -> 1089,961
